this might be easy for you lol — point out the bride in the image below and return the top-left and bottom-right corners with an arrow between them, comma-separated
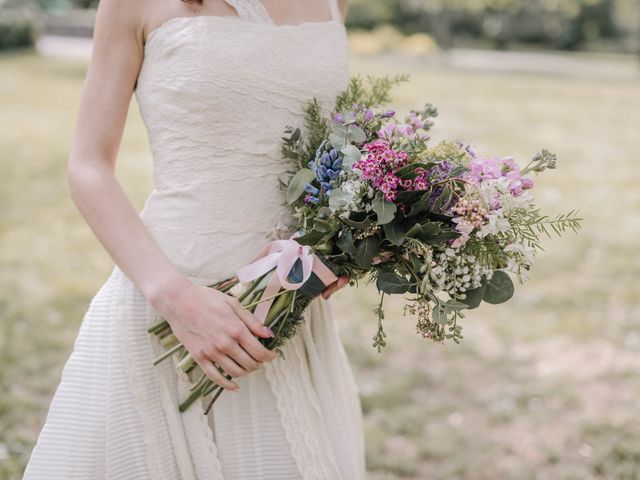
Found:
23,0 -> 365,478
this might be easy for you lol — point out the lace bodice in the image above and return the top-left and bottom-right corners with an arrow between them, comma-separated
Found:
135,0 -> 350,282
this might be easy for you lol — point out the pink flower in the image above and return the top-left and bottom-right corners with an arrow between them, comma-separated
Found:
522,177 -> 535,190
354,140 -> 411,203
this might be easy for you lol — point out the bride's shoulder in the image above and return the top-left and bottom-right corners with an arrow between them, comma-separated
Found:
94,0 -> 150,46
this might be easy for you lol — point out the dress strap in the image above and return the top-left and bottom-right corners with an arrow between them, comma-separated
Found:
223,0 -> 274,24
327,0 -> 342,22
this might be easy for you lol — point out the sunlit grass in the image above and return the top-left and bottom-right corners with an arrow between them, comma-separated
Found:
1,50 -> 639,479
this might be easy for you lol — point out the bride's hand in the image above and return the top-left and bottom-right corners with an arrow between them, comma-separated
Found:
149,275 -> 277,392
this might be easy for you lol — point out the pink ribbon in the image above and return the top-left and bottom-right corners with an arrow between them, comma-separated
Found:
236,236 -> 338,322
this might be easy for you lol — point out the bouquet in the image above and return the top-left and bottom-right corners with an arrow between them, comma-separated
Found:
149,75 -> 581,413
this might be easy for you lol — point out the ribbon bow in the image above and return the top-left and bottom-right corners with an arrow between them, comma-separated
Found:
236,236 -> 338,322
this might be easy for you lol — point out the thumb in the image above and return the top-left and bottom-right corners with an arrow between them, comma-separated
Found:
228,297 -> 274,339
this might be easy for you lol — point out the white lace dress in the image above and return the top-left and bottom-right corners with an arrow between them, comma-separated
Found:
23,1 -> 365,479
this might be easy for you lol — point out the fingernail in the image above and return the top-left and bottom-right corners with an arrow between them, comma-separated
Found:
263,326 -> 275,338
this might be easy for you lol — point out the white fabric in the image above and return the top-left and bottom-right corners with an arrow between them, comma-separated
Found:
24,2 -> 365,479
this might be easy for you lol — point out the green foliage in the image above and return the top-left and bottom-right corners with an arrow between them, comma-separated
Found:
335,74 -> 410,113
302,99 -> 330,165
346,0 -> 638,53
0,10 -> 37,51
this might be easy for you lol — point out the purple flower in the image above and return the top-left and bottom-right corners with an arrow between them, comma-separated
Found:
303,193 -> 320,204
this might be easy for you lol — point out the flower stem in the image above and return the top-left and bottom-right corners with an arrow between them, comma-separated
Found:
153,343 -> 185,366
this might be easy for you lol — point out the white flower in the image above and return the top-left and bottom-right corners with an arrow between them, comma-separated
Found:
504,242 -> 536,265
478,214 -> 511,238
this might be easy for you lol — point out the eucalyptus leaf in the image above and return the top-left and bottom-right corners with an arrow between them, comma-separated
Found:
432,306 -> 447,326
286,169 -> 316,205
347,125 -> 367,144
376,270 -> 413,294
443,299 -> 469,312
372,192 -> 397,225
341,144 -> 362,168
354,235 -> 381,268
332,123 -> 348,135
461,282 -> 486,309
329,133 -> 346,150
483,271 -> 515,304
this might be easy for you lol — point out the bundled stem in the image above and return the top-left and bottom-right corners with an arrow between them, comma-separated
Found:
149,269 -> 317,413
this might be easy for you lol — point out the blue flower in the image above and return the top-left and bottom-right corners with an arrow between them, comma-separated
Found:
309,141 -> 344,187
304,183 -> 320,195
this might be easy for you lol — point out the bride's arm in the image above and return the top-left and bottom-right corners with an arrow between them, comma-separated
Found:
68,0 -> 275,392
338,0 -> 349,21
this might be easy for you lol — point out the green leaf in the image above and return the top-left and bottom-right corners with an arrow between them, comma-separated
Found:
313,217 -> 335,233
341,144 -> 362,168
336,229 -> 357,256
395,190 -> 423,204
354,235 -> 381,268
461,282 -> 486,309
340,212 -> 375,230
420,230 -> 461,245
383,218 -> 409,246
406,222 -> 442,241
294,230 -> 326,246
286,169 -> 316,205
329,133 -> 346,149
372,192 -> 397,225
432,306 -> 447,325
443,299 -> 469,312
396,162 -> 435,180
483,271 -> 515,304
407,190 -> 433,217
376,270 -> 412,294
432,187 -> 453,213
347,125 -> 367,144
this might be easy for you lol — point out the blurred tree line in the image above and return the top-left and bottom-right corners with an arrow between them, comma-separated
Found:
347,0 -> 639,53
1,0 -> 638,53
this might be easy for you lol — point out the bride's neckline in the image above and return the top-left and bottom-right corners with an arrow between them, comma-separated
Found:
144,14 -> 346,49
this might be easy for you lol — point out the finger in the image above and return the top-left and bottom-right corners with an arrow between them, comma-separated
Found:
215,354 -> 247,378
239,330 -> 277,363
227,343 -> 260,372
228,297 -> 274,339
322,283 -> 339,299
323,276 -> 350,299
199,359 -> 239,392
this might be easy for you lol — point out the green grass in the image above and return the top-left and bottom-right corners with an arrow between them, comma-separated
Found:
1,50 -> 640,479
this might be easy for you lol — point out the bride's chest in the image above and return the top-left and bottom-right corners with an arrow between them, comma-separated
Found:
136,18 -> 350,111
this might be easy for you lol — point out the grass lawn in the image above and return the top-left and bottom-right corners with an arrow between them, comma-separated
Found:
1,49 -> 639,479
